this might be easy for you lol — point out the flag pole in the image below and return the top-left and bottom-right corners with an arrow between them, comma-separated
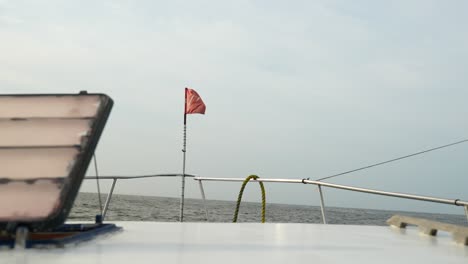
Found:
180,87 -> 205,222
180,88 -> 188,222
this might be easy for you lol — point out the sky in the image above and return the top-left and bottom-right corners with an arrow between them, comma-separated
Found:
1,0 -> 468,215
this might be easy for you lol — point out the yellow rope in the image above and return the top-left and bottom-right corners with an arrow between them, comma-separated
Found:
233,175 -> 266,223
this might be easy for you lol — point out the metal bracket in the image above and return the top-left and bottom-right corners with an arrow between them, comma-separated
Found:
15,226 -> 29,249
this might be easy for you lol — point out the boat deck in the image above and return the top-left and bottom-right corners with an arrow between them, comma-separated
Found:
2,222 -> 467,264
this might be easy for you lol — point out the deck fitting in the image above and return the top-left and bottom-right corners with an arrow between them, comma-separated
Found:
387,215 -> 468,245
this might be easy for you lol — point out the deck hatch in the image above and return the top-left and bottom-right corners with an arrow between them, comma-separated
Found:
0,93 -> 113,232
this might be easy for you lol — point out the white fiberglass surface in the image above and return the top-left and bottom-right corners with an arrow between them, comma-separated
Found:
0,148 -> 79,179
1,223 -> 467,264
0,96 -> 101,118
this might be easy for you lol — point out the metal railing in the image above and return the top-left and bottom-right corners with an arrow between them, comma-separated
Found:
194,177 -> 468,224
84,174 -> 468,224
84,174 -> 196,219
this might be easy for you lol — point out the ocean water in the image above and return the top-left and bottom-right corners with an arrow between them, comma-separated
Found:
70,192 -> 468,226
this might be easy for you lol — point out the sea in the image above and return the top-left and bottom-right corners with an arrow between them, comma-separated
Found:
70,192 -> 468,226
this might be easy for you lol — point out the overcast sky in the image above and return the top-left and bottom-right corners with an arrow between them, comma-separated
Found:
1,0 -> 467,215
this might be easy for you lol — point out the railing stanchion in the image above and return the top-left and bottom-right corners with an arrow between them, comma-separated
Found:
198,180 -> 209,221
464,205 -> 468,224
102,178 -> 118,220
317,185 -> 327,224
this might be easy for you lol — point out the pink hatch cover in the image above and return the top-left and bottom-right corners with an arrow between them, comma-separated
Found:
0,94 -> 112,228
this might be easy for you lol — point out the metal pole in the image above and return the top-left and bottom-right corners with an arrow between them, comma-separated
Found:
317,185 -> 327,224
93,154 -> 103,213
464,205 -> 468,224
180,124 -> 187,222
198,180 -> 209,221
102,178 -> 117,220
193,177 -> 468,207
180,88 -> 189,223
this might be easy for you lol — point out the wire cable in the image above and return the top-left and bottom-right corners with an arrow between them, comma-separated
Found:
316,138 -> 468,181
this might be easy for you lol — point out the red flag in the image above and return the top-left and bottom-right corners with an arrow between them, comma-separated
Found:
185,88 -> 206,115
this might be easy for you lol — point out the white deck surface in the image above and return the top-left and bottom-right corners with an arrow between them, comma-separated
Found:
1,222 -> 467,264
